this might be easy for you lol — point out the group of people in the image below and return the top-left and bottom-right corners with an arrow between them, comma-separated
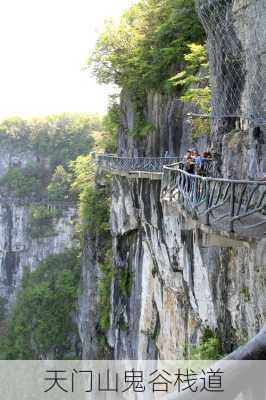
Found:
181,149 -> 213,175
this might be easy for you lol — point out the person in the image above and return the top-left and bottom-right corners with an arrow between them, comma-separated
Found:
185,154 -> 195,174
203,150 -> 212,159
183,149 -> 192,163
194,151 -> 203,174
180,149 -> 192,171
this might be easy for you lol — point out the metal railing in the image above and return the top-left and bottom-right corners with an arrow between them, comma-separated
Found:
97,154 -> 180,173
162,164 -> 266,234
97,153 -> 266,235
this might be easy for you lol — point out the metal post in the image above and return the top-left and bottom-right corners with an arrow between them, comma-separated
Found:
230,182 -> 235,233
205,180 -> 210,226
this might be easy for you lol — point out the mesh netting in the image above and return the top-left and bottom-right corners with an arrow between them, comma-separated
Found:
195,0 -> 266,124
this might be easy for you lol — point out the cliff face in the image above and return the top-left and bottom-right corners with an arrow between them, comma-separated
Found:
78,233 -> 101,360
198,0 -> 266,180
109,176 -> 265,359
79,0 -> 266,359
79,90 -> 266,360
118,91 -> 209,158
0,145 -> 78,309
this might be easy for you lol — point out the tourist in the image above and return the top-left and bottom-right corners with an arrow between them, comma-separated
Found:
194,151 -> 204,175
179,149 -> 192,170
183,149 -> 192,163
185,155 -> 195,174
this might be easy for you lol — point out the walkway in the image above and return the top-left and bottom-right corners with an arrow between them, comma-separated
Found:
97,154 -> 179,179
162,164 -> 266,237
97,154 -> 266,238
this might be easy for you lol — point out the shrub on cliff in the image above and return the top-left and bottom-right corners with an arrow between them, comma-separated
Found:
0,164 -> 45,198
88,0 -> 205,95
47,165 -> 73,201
0,250 -> 81,360
70,154 -> 111,239
0,114 -> 102,199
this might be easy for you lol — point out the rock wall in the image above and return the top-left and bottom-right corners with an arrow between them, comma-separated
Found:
0,202 -> 77,307
79,0 -> 266,360
107,176 -> 266,360
198,0 -> 266,179
118,91 -> 209,158
78,233 -> 102,360
0,146 -> 78,309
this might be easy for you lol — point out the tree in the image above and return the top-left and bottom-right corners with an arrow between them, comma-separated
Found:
169,43 -> 210,113
0,251 -> 81,360
48,165 -> 72,200
88,0 -> 205,95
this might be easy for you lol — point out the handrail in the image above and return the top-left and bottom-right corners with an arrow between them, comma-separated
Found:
162,166 -> 266,234
97,154 -> 181,173
164,164 -> 266,185
97,153 -> 266,236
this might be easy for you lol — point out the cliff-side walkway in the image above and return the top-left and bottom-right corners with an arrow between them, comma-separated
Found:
162,164 -> 266,238
97,154 -> 179,180
97,154 -> 266,238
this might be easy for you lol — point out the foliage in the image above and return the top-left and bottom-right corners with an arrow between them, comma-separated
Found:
129,108 -> 155,140
30,205 -> 60,222
0,114 -> 100,161
119,270 -> 133,298
170,43 -> 210,113
69,139 -> 113,342
101,96 -> 120,152
28,205 -> 61,238
240,287 -> 251,303
70,150 -> 113,341
70,154 -> 111,238
70,155 -> 96,194
169,43 -> 211,140
88,0 -> 205,95
47,165 -> 73,201
98,256 -> 115,332
0,164 -> 46,198
0,114 -> 103,199
29,113 -> 99,169
0,250 -> 81,360
0,297 -> 6,321
191,116 -> 211,142
191,328 -> 224,360
0,117 -> 31,147
80,186 -> 110,239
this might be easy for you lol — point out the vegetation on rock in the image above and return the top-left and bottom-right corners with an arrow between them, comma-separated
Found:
0,113 -> 101,199
28,205 -> 62,238
0,164 -> 45,198
191,328 -> 224,360
88,0 -> 205,95
89,0 -> 206,139
0,250 -> 81,360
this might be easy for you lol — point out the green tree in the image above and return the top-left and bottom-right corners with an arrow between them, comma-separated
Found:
48,165 -> 72,201
88,0 -> 205,95
0,113 -> 103,198
169,43 -> 211,139
101,96 -> 120,153
191,328 -> 224,360
0,164 -> 45,198
70,155 -> 110,238
0,251 -> 81,360
169,43 -> 210,112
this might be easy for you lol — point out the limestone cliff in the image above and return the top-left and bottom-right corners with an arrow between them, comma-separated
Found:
108,176 -> 266,359
80,0 -> 266,360
0,145 -> 78,309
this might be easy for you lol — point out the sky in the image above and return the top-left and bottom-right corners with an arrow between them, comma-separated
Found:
0,0 -> 137,118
